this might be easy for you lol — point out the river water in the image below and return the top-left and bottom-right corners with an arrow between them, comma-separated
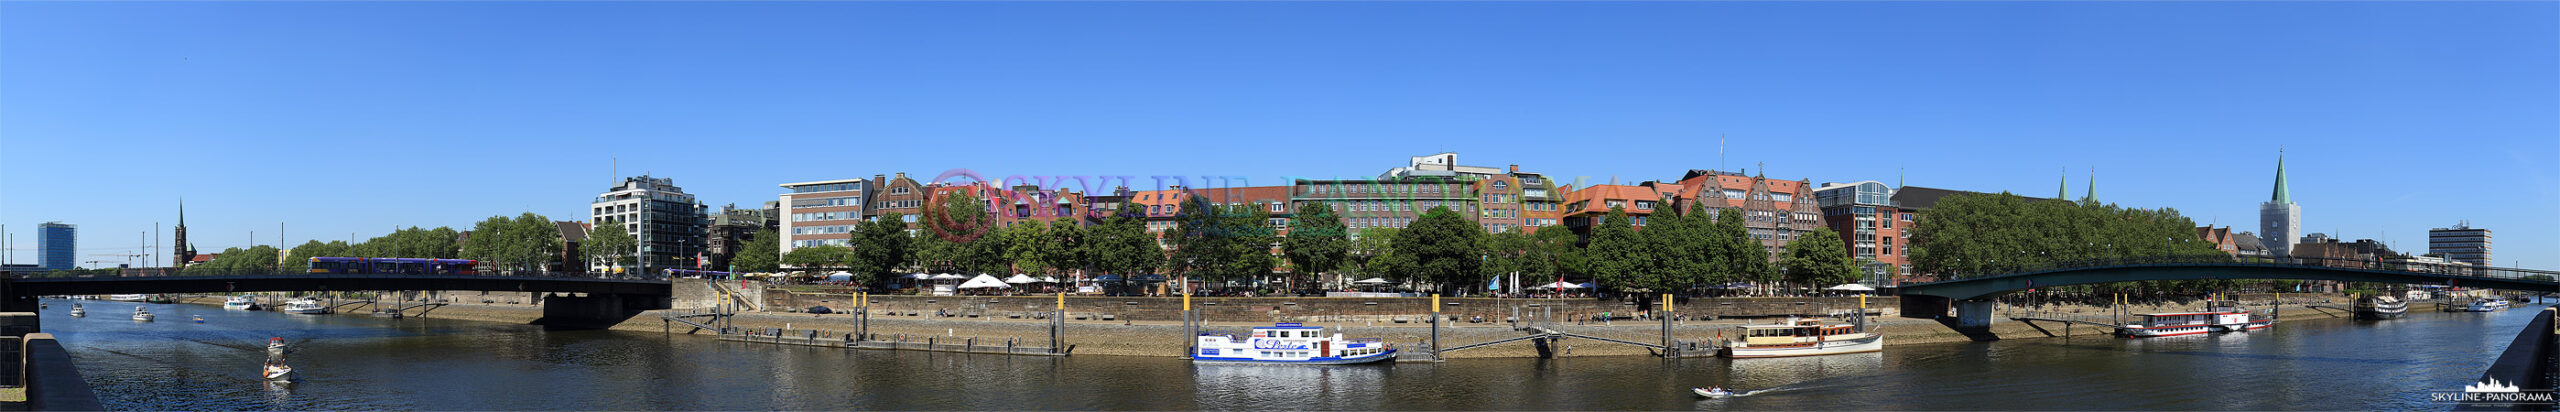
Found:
42,298 -> 2538,410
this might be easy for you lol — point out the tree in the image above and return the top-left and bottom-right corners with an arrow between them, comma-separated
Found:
1282,202 -> 1349,292
1525,225 -> 1582,289
733,228 -> 782,273
1782,227 -> 1860,289
1349,227 -> 1403,282
1586,207 -> 1642,294
1712,207 -> 1776,292
1041,219 -> 1087,278
587,220 -> 638,272
1164,196 -> 1231,286
1088,202 -> 1161,280
1398,206 -> 1485,296
782,245 -> 851,269
195,245 -> 281,274
1479,231 -> 1531,295
510,213 -> 563,274
918,192 -> 1004,274
842,213 -> 909,284
1910,192 -> 2225,279
1222,205 -> 1280,291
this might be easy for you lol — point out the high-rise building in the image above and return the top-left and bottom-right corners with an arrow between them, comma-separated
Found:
2429,222 -> 2492,266
37,222 -> 75,271
779,178 -> 870,257
2260,151 -> 2301,258
590,175 -> 709,275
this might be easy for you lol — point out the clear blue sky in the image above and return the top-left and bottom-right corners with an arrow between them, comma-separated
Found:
3,2 -> 2552,269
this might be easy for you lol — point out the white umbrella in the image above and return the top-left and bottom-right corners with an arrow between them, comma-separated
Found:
1353,278 -> 1391,285
1827,283 -> 1876,292
1003,274 -> 1038,284
909,273 -> 933,280
1541,280 -> 1584,290
931,273 -> 966,280
827,271 -> 854,282
1038,275 -> 1060,283
958,274 -> 1011,289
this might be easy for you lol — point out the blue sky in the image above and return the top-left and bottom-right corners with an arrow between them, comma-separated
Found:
2,2 -> 2552,269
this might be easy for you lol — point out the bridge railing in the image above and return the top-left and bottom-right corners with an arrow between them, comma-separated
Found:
1934,255 -> 2560,284
0,268 -> 669,281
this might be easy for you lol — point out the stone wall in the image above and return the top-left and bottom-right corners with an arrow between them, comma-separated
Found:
762,290 -> 1898,323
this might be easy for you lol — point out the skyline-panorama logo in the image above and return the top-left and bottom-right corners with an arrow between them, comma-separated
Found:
2431,378 -> 2554,405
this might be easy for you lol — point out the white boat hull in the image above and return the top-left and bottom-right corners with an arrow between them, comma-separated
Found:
1192,350 -> 1398,365
1722,335 -> 1883,358
2466,301 -> 2511,312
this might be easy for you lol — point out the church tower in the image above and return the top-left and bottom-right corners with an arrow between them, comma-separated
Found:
173,199 -> 195,266
2259,151 -> 2301,258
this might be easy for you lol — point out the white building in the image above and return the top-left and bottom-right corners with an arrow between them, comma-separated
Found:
778,178 -> 870,260
591,175 -> 709,275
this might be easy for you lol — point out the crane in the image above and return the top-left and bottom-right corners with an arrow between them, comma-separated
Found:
90,253 -> 148,269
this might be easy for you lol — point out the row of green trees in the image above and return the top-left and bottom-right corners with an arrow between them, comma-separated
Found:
194,213 -> 573,274
1909,193 -> 2226,279
772,193 -> 1167,286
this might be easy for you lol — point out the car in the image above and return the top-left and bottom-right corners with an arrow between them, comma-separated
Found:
805,306 -> 833,314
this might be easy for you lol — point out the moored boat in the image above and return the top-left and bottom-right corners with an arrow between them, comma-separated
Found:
131,307 -> 155,322
281,299 -> 328,315
2354,295 -> 2408,320
2465,298 -> 2511,312
1192,323 -> 1397,364
108,294 -> 149,302
223,295 -> 261,311
1720,316 -> 1883,358
68,304 -> 86,318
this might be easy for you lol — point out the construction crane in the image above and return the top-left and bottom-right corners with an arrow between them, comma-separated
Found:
90,253 -> 148,268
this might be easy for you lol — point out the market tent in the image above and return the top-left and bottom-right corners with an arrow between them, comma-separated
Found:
1353,278 -> 1391,285
826,272 -> 854,282
1003,274 -> 1039,284
909,273 -> 933,280
930,273 -> 967,280
958,274 -> 1011,289
1827,283 -> 1876,292
1541,280 -> 1584,290
1038,275 -> 1060,283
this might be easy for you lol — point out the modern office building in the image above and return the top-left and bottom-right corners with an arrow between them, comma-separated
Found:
1381,153 -> 1557,234
590,175 -> 709,275
2260,152 -> 2301,258
1814,181 -> 1905,279
2429,222 -> 2492,266
779,178 -> 869,256
1291,177 -> 1478,239
37,222 -> 74,271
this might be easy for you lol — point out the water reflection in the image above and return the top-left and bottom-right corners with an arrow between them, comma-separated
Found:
1194,364 -> 1391,407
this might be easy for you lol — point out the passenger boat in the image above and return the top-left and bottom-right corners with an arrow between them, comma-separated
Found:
2354,295 -> 2408,320
2120,309 -> 2265,337
1719,316 -> 1883,358
2465,298 -> 2511,312
263,362 -> 295,382
223,295 -> 261,311
108,294 -> 149,302
2204,301 -> 2275,332
1191,323 -> 1397,364
131,307 -> 155,322
281,299 -> 329,315
68,304 -> 85,318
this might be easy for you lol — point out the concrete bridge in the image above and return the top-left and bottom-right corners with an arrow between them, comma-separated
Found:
1894,256 -> 2560,327
0,272 -> 673,328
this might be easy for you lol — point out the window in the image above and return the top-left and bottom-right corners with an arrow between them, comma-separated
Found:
890,186 -> 912,195
1492,181 -> 1509,190
1635,201 -> 1654,210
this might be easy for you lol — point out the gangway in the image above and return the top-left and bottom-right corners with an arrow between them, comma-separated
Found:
2008,316 -> 2125,336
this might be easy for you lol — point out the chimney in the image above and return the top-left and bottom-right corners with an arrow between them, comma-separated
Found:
1510,164 -> 1519,173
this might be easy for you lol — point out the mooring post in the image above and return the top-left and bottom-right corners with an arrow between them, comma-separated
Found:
1431,294 -> 1442,361
1661,293 -> 1674,357
1052,292 -> 1064,354
1183,292 -> 1195,359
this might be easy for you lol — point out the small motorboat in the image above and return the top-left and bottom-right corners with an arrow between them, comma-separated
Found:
281,299 -> 329,315
132,307 -> 156,322
263,362 -> 295,381
68,304 -> 85,318
1694,387 -> 1734,398
223,295 -> 261,311
192,315 -> 206,324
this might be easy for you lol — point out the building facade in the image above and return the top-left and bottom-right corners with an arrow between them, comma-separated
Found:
779,178 -> 869,256
1291,178 -> 1478,239
869,173 -> 928,236
589,175 -> 710,275
1559,183 -> 1667,237
2261,152 -> 2301,258
1666,169 -> 1825,261
1814,181 -> 1906,280
37,222 -> 74,271
2429,223 -> 2492,266
708,202 -> 779,271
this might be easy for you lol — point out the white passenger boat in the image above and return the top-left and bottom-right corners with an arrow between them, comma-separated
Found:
1192,323 -> 1397,364
2120,310 -> 2260,337
1719,316 -> 1883,358
2355,295 -> 2408,320
281,299 -> 329,315
2466,298 -> 2511,312
223,295 -> 261,311
131,307 -> 155,322
108,294 -> 149,302
68,304 -> 85,318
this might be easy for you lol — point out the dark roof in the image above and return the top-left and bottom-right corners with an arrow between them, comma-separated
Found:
2233,232 -> 2266,251
555,221 -> 590,242
1892,186 -> 2062,210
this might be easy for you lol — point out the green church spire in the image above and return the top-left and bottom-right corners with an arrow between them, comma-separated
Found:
2271,149 -> 2293,205
2081,167 -> 2096,204
2058,167 -> 2069,200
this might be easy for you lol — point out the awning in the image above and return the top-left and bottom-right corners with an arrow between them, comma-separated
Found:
1353,278 -> 1391,285
1134,274 -> 1169,282
1003,274 -> 1038,284
826,271 -> 854,282
1039,275 -> 1060,283
931,273 -> 967,280
1828,283 -> 1876,291
909,273 -> 933,280
958,274 -> 1011,289
1540,280 -> 1583,289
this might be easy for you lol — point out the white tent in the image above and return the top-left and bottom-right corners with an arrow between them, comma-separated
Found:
826,271 -> 854,282
909,273 -> 933,280
1352,278 -> 1391,285
1541,280 -> 1584,290
1827,283 -> 1876,292
931,273 -> 967,280
1038,275 -> 1060,283
958,274 -> 1011,289
1003,274 -> 1039,284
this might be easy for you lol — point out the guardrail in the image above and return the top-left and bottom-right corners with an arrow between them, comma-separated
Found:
1920,255 -> 2560,285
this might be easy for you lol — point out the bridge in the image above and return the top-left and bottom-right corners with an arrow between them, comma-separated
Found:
1894,256 -> 2560,327
0,271 -> 673,329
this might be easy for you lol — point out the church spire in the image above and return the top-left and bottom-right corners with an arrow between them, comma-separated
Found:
2271,148 -> 2293,205
2081,167 -> 2097,203
2058,167 -> 2069,200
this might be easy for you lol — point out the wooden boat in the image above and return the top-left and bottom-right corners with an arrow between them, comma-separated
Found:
1720,316 -> 1882,358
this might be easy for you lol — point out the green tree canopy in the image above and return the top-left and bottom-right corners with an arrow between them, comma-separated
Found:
1586,207 -> 1643,292
782,245 -> 851,270
586,220 -> 638,271
1282,202 -> 1349,291
1782,227 -> 1860,288
1089,202 -> 1161,279
1910,193 -> 2226,279
733,228 -> 781,273
1398,206 -> 1485,296
841,213 -> 909,283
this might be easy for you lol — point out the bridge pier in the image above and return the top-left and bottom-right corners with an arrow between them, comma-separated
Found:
538,292 -> 667,329
1901,295 -> 1949,319
1956,299 -> 1995,328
